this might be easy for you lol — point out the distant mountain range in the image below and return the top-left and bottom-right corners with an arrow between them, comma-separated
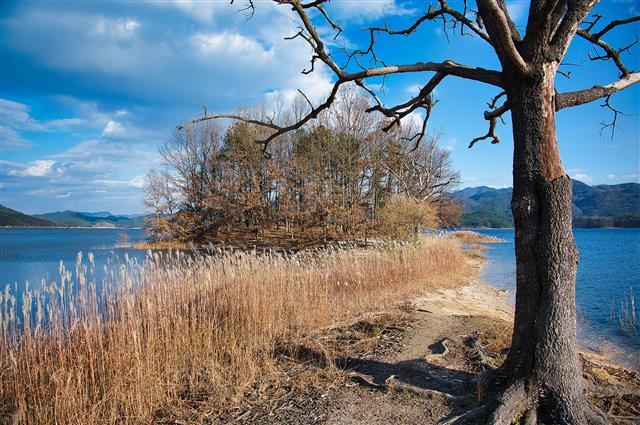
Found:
0,205 -> 147,228
452,180 -> 640,228
2,180 -> 639,229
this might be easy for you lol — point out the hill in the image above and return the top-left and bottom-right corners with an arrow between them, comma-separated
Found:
0,205 -> 60,227
453,181 -> 640,228
35,210 -> 146,228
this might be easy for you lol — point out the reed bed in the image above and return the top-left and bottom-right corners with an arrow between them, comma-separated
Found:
452,230 -> 505,244
1,236 -> 471,424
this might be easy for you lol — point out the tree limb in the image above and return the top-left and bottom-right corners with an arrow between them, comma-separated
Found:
348,60 -> 503,88
549,0 -> 598,61
366,0 -> 492,45
555,72 -> 640,110
476,0 -> 529,75
468,104 -> 509,148
469,93 -> 510,148
576,15 -> 640,77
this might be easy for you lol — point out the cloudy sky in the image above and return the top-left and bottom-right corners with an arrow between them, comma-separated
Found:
1,0 -> 638,215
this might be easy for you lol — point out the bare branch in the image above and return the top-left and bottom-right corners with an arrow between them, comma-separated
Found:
555,72 -> 640,110
366,0 -> 491,45
599,95 -> 624,141
468,99 -> 510,148
476,0 -> 529,75
366,72 -> 446,134
576,15 -> 640,77
592,15 -> 640,39
315,4 -> 343,39
300,0 -> 328,9
348,60 -> 503,88
230,0 -> 255,19
188,1 -> 502,150
549,0 -> 598,61
180,81 -> 344,146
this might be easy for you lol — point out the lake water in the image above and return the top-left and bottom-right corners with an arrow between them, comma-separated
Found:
476,228 -> 639,369
0,228 -> 148,293
1,227 -> 638,368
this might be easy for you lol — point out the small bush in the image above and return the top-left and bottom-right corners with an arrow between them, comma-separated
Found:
377,195 -> 438,239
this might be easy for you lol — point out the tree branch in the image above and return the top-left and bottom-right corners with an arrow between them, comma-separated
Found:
366,0 -> 492,45
598,95 -> 623,141
348,60 -> 503,88
576,15 -> 640,77
549,0 -> 598,61
476,0 -> 529,75
555,72 -> 640,110
468,100 -> 509,148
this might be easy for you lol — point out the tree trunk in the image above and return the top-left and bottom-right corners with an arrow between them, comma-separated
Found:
487,63 -> 608,424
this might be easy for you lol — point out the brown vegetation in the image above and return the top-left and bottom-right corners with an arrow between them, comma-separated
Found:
0,236 -> 471,424
452,230 -> 505,245
145,88 -> 460,246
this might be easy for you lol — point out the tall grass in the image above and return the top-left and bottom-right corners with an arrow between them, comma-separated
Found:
1,236 -> 471,424
609,287 -> 638,336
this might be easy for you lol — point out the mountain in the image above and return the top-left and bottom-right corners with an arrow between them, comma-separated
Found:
453,181 -> 640,228
80,211 -> 114,218
0,205 -> 60,227
36,210 -> 146,228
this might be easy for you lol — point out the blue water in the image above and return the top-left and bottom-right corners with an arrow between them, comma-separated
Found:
0,228 -> 148,292
476,228 -> 639,369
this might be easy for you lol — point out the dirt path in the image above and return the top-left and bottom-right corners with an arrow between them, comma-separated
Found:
324,281 -> 513,425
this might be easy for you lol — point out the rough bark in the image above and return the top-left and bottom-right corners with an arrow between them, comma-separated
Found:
484,62 -> 609,425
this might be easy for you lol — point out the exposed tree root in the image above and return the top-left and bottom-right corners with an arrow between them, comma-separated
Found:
440,378 -> 611,425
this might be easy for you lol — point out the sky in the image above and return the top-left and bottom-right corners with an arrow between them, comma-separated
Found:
1,0 -> 638,215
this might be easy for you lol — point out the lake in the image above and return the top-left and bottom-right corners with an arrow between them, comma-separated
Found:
476,228 -> 639,369
0,227 -> 148,293
1,227 -> 638,368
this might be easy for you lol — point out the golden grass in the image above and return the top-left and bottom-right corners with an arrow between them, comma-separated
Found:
1,236 -> 472,424
453,230 -> 505,244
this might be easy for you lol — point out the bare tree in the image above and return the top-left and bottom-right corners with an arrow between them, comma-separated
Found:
187,1 -> 639,423
144,168 -> 180,240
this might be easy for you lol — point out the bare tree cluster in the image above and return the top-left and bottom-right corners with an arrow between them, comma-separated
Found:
145,89 -> 459,244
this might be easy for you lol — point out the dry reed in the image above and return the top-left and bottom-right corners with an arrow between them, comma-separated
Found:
1,236 -> 471,424
453,230 -> 505,244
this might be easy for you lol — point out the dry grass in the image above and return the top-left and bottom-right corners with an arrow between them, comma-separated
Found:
0,236 -> 472,424
453,230 -> 505,244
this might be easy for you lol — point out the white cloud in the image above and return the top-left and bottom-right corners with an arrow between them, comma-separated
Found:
0,98 -> 45,131
572,172 -> 593,183
128,175 -> 146,188
191,32 -> 274,62
405,84 -> 422,96
45,117 -> 87,129
605,173 -> 616,179
400,111 -> 425,130
92,17 -> 140,39
0,126 -> 32,149
149,0 -> 223,22
18,160 -> 61,177
102,120 -> 127,138
326,1 -> 415,22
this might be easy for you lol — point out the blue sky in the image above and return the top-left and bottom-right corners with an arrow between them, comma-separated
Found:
1,0 -> 638,215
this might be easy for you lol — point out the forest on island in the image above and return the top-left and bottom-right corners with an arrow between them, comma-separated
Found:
144,88 -> 461,246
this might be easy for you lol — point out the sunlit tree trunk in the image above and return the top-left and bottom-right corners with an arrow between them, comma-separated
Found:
490,62 -> 607,425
